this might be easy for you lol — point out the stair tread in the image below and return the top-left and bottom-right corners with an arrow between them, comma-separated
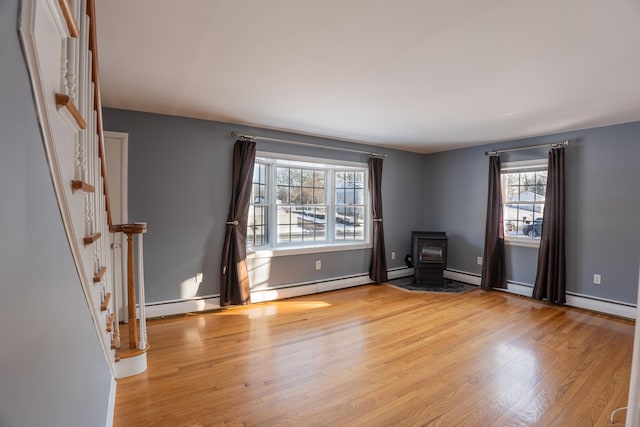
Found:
83,232 -> 101,245
71,180 -> 95,193
55,93 -> 87,129
116,342 -> 150,360
93,266 -> 107,283
100,292 -> 111,311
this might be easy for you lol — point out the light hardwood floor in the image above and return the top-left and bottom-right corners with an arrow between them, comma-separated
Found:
114,284 -> 634,426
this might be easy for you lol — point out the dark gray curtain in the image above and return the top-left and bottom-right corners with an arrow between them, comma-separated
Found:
481,155 -> 507,290
533,147 -> 566,304
368,157 -> 387,283
220,139 -> 256,307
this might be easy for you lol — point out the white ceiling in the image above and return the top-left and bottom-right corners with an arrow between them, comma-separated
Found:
95,0 -> 640,154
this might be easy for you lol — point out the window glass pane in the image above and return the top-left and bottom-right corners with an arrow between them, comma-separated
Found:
520,172 -> 536,186
534,173 -> 547,200
313,188 -> 325,204
252,184 -> 262,203
505,184 -> 520,202
276,167 -> 289,186
290,168 -> 302,186
335,187 -> 345,205
519,204 -> 534,220
290,187 -> 301,205
522,185 -> 536,199
505,173 -> 519,187
302,169 -> 314,187
277,185 -> 289,204
300,189 -> 313,205
354,188 -> 365,205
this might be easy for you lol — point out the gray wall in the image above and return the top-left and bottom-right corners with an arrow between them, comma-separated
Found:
423,122 -> 640,304
0,1 -> 113,425
102,109 -> 426,302
104,106 -> 640,305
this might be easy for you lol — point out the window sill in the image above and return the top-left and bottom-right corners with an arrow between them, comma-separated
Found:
248,242 -> 372,258
505,237 -> 541,248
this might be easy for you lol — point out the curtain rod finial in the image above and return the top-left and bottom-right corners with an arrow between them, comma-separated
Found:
231,131 -> 255,142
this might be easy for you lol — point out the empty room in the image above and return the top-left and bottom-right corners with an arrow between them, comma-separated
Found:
2,0 -> 640,426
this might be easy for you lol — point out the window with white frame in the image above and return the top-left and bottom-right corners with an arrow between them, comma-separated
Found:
502,159 -> 547,245
247,153 -> 370,253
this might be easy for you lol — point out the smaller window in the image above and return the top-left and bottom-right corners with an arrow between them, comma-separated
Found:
501,159 -> 547,247
248,163 -> 268,247
334,171 -> 366,241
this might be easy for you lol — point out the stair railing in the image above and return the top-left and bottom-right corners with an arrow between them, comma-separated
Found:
85,0 -> 150,363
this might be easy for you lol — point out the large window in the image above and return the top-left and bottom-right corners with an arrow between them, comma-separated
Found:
502,159 -> 547,246
247,154 -> 369,253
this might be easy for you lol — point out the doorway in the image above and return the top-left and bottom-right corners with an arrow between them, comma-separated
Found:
104,131 -> 128,322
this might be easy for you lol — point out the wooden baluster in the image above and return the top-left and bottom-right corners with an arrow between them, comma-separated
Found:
136,224 -> 148,350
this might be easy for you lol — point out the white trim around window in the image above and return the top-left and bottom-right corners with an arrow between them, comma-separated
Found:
502,159 -> 547,248
247,151 -> 372,257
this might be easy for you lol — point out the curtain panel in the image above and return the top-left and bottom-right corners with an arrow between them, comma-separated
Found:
368,157 -> 388,283
481,155 -> 507,290
533,147 -> 566,304
220,139 -> 256,307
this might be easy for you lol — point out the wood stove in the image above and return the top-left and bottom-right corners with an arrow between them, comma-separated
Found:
411,231 -> 448,287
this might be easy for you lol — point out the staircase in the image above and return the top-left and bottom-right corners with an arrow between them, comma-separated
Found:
19,0 -> 148,378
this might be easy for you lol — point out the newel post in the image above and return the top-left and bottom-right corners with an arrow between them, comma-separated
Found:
118,223 -> 147,349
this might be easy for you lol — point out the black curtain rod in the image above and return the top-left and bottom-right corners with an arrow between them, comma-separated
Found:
485,140 -> 569,156
230,131 -> 387,158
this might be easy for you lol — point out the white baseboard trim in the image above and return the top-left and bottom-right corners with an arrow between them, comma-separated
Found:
444,269 -> 637,319
145,297 -> 221,318
106,376 -> 116,427
250,267 -> 414,303
444,269 -> 481,286
388,267 -> 414,280
144,267 -> 414,318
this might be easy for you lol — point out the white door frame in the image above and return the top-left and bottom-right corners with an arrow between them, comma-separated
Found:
104,131 -> 129,322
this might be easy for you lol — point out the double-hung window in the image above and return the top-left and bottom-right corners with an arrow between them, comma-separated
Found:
502,159 -> 547,247
247,153 -> 370,254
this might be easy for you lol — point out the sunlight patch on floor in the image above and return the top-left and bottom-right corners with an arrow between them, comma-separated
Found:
215,300 -> 332,318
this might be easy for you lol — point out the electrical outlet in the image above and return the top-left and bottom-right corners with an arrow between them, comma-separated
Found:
315,260 -> 321,270
594,274 -> 601,285
391,251 -> 396,260
477,256 -> 483,265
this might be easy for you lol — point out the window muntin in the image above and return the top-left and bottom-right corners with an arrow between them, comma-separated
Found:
248,154 -> 369,253
501,160 -> 547,245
